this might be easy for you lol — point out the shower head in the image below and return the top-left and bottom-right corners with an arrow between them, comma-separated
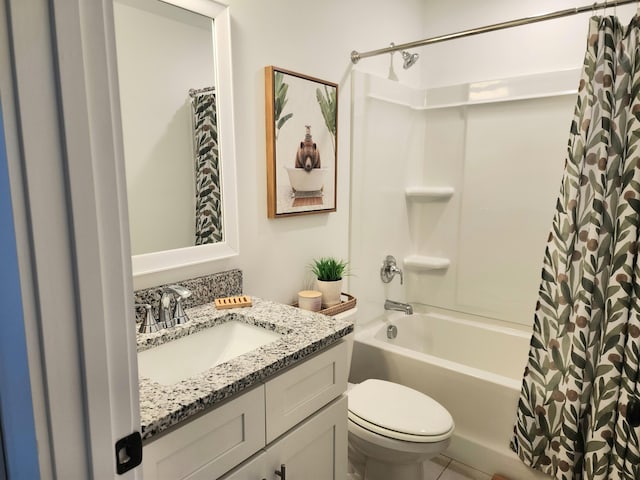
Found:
401,50 -> 419,69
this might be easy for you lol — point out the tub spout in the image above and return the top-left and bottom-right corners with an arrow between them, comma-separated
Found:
384,299 -> 413,315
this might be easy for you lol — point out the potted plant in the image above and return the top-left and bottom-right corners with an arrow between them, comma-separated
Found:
310,257 -> 349,308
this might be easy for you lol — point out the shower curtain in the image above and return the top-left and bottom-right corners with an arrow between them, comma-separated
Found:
512,16 -> 640,480
192,90 -> 223,245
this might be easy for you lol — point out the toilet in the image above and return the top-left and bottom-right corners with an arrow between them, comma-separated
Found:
338,309 -> 454,480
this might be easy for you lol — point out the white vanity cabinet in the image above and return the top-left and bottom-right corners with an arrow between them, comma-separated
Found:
142,340 -> 348,480
220,396 -> 347,480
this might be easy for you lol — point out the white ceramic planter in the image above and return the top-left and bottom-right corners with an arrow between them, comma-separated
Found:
315,279 -> 342,308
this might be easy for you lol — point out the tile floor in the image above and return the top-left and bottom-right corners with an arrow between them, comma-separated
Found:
347,455 -> 492,480
425,455 -> 491,480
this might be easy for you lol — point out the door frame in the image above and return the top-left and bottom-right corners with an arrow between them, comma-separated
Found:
1,0 -> 140,477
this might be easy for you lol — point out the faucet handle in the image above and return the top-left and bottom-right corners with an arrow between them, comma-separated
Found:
381,255 -> 403,285
173,297 -> 190,326
135,303 -> 161,334
159,292 -> 175,329
159,285 -> 192,328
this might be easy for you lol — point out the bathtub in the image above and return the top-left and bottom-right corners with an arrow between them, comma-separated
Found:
284,166 -> 327,194
349,307 -> 549,479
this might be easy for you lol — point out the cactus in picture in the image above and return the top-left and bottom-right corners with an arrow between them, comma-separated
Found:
274,71 -> 293,140
316,85 -> 336,153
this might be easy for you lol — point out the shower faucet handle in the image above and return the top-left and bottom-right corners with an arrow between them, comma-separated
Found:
380,255 -> 403,285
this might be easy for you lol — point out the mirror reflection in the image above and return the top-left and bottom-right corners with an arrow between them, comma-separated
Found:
113,0 -> 223,256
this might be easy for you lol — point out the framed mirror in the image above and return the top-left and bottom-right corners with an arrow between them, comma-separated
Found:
113,0 -> 239,279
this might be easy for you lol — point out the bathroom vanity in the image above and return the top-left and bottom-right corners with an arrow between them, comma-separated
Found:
137,298 -> 353,479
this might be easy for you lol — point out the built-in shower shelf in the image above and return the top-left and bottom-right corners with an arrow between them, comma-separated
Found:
403,255 -> 450,271
405,186 -> 454,200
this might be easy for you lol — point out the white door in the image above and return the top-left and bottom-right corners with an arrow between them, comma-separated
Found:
0,0 -> 141,477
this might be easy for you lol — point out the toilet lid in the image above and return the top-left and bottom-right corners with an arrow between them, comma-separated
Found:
348,379 -> 454,440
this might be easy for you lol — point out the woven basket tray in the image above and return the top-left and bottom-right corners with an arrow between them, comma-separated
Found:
294,293 -> 357,316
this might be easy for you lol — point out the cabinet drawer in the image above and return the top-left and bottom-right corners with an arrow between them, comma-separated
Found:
265,341 -> 347,443
142,386 -> 265,480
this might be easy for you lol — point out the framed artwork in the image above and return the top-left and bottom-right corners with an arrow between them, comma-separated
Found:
265,66 -> 338,218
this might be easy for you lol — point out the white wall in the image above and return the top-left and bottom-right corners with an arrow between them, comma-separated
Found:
152,0 -> 424,303
422,0 -> 637,87
126,0 -> 426,300
129,0 -> 640,310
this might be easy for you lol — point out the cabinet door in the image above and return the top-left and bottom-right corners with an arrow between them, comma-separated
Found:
220,396 -> 347,480
143,386 -> 265,480
265,341 -> 347,443
265,396 -> 347,480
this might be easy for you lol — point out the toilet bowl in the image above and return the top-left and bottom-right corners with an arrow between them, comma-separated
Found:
347,379 -> 454,480
338,309 -> 454,480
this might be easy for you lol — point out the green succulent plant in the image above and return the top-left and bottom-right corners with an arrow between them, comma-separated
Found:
310,257 -> 349,282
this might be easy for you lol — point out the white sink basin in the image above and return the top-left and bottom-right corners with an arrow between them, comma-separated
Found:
138,320 -> 281,385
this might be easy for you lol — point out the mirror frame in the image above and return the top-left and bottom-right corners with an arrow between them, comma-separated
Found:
129,0 -> 239,279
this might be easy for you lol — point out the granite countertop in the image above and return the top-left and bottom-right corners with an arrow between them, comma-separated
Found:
137,297 -> 354,441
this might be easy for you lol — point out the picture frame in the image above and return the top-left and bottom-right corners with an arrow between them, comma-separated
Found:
265,66 -> 338,218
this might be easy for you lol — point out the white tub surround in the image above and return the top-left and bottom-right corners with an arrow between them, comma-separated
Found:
137,297 -> 353,440
350,69 -> 577,327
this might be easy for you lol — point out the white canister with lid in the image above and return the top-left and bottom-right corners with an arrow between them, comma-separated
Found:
298,290 -> 322,312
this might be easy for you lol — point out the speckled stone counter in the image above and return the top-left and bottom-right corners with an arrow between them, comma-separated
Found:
137,297 -> 354,441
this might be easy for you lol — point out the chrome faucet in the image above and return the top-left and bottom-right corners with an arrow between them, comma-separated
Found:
384,299 -> 413,315
380,255 -> 403,285
159,285 -> 192,328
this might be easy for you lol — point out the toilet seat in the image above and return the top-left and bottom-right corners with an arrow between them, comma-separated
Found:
347,379 -> 454,443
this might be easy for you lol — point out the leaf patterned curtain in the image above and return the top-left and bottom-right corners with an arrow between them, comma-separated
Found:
192,90 -> 223,245
512,16 -> 640,480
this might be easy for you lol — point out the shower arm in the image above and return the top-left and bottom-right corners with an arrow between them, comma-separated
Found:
351,0 -> 639,64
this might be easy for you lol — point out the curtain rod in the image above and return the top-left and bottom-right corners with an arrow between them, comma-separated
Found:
351,0 -> 638,64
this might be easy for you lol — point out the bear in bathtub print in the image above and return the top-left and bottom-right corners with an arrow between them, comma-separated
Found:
269,67 -> 337,216
286,125 -> 325,207
295,125 -> 321,172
